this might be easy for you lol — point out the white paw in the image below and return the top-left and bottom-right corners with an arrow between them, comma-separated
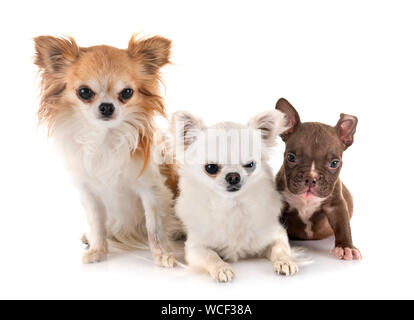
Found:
273,258 -> 298,276
210,263 -> 235,283
332,246 -> 362,261
82,249 -> 107,264
153,252 -> 176,268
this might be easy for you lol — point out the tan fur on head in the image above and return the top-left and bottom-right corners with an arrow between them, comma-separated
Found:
34,36 -> 80,135
34,34 -> 172,173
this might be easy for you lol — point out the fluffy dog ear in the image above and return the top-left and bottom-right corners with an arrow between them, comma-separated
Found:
275,98 -> 301,141
34,36 -> 80,73
127,34 -> 172,75
335,113 -> 358,149
171,111 -> 206,149
248,110 -> 288,147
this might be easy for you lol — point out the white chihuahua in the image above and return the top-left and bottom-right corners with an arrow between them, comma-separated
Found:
172,110 -> 298,282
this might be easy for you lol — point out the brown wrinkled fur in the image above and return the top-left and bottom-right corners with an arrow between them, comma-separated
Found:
275,98 -> 358,250
277,167 -> 353,244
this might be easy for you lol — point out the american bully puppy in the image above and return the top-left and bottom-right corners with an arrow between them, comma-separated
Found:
275,98 -> 361,260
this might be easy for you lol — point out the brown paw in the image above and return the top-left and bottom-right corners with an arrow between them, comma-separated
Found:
153,252 -> 176,268
333,246 -> 362,260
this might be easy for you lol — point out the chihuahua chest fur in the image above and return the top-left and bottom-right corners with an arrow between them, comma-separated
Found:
177,183 -> 284,262
53,120 -> 148,233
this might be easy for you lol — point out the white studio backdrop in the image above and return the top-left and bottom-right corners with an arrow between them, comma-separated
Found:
0,0 -> 413,299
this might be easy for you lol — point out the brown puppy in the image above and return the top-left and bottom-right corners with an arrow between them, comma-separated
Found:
275,98 -> 361,260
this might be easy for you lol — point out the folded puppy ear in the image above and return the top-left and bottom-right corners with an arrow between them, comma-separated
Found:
128,34 -> 172,75
34,36 -> 80,73
171,111 -> 206,149
248,110 -> 288,147
275,98 -> 301,141
335,113 -> 358,149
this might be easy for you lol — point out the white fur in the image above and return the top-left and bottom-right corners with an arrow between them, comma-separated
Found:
281,190 -> 326,238
173,110 -> 298,282
52,102 -> 176,267
310,161 -> 317,178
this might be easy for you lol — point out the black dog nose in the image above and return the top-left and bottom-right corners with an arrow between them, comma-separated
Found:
225,172 -> 241,185
304,177 -> 317,186
99,103 -> 115,117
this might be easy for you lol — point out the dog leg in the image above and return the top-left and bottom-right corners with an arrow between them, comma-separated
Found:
266,230 -> 298,276
185,243 -> 235,282
80,189 -> 108,264
138,175 -> 176,268
324,203 -> 361,260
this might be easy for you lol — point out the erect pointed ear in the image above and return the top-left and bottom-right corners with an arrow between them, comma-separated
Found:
275,98 -> 301,141
34,36 -> 80,73
335,113 -> 358,149
127,34 -> 172,75
170,111 -> 206,149
248,110 -> 289,147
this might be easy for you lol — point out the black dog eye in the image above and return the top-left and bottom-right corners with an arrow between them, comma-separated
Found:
330,160 -> 340,168
287,153 -> 296,163
243,161 -> 256,172
205,164 -> 219,175
244,161 -> 254,168
119,88 -> 134,101
78,87 -> 95,101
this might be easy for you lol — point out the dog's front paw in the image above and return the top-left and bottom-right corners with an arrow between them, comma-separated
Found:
153,252 -> 176,268
210,263 -> 235,283
333,246 -> 362,260
273,258 -> 298,276
82,249 -> 108,264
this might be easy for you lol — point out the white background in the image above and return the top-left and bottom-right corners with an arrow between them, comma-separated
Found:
0,0 -> 413,299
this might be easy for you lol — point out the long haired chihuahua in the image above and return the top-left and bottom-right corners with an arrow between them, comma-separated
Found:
171,110 -> 298,282
34,35 -> 180,267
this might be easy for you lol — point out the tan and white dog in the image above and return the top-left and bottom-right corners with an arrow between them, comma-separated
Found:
171,110 -> 298,282
34,35 -> 180,267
